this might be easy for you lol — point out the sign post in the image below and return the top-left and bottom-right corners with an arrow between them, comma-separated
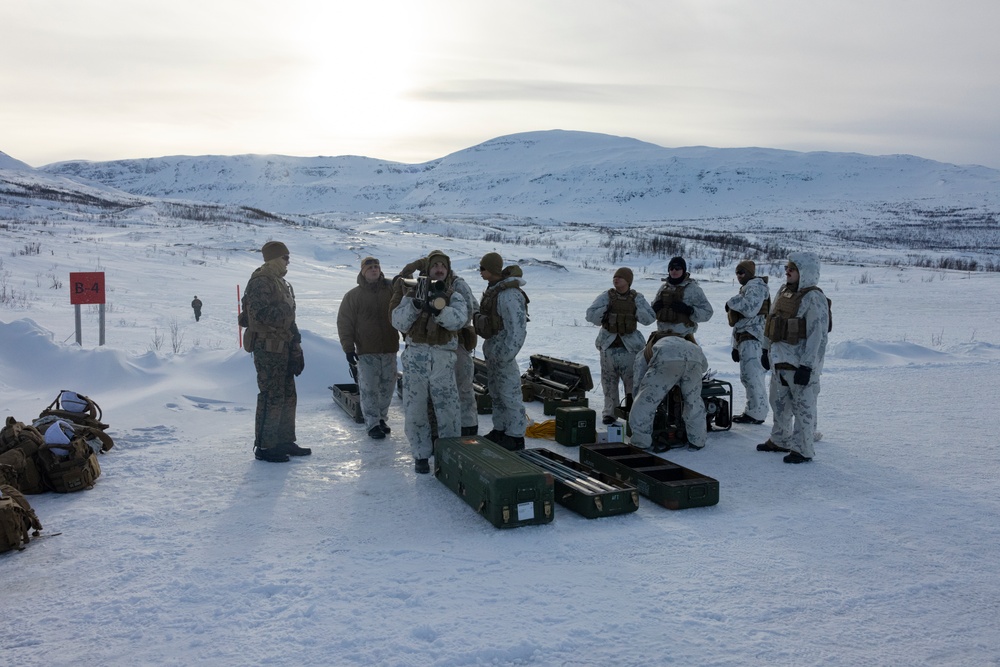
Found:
69,272 -> 107,346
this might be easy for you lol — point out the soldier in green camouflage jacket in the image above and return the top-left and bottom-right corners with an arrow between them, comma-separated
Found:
242,241 -> 309,463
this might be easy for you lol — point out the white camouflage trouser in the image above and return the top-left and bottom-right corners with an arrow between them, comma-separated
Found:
629,342 -> 707,450
401,344 -> 460,460
599,346 -> 637,418
485,356 -> 528,438
455,347 -> 478,430
768,369 -> 820,459
357,353 -> 397,431
737,337 -> 768,421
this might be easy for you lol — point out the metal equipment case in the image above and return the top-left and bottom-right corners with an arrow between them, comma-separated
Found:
472,356 -> 492,414
520,355 -> 593,403
518,448 -> 638,519
580,443 -> 719,510
329,384 -> 364,424
554,406 -> 597,447
435,436 -> 555,528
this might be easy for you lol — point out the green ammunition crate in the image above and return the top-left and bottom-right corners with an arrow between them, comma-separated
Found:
579,443 -> 719,510
475,392 -> 493,415
543,396 -> 589,416
435,436 -> 555,529
555,406 -> 596,447
518,448 -> 638,519
329,384 -> 364,424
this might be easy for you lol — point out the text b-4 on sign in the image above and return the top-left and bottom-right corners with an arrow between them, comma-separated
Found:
69,272 -> 106,305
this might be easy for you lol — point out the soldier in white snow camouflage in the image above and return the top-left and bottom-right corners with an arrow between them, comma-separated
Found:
397,255 -> 480,436
585,267 -> 656,424
474,252 -> 529,451
629,335 -> 708,450
390,250 -> 467,474
726,260 -> 771,424
757,251 -> 830,463
637,256 -> 714,381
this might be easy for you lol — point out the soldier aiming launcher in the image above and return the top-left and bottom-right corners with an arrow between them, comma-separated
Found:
400,277 -> 449,313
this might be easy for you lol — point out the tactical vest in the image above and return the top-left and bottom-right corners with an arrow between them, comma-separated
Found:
476,281 -> 529,340
765,285 -> 832,345
727,277 -> 771,327
655,279 -> 694,327
406,279 -> 457,346
242,272 -> 296,353
603,289 -> 639,335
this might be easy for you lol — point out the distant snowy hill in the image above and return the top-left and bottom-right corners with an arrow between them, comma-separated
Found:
37,130 -> 1000,222
0,150 -> 33,171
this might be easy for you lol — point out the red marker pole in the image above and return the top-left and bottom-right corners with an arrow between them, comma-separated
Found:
236,284 -> 243,349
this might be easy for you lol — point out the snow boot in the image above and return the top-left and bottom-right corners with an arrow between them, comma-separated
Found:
254,446 -> 289,463
283,442 -> 312,457
414,458 -> 430,474
733,413 -> 765,425
378,420 -> 391,434
756,439 -> 790,453
783,451 -> 812,464
483,428 -> 505,444
368,425 -> 386,440
460,425 -> 478,436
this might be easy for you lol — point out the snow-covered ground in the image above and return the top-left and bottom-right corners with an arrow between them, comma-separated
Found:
2,210 -> 1000,666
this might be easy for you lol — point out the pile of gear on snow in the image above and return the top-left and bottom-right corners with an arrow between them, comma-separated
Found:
1,390 -> 113,553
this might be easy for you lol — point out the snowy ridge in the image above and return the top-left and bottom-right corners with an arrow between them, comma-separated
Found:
35,130 -> 1000,220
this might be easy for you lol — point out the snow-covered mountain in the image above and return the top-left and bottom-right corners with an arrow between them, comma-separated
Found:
35,130 -> 1000,222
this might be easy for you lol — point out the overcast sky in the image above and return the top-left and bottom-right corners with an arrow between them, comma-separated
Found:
2,0 -> 998,169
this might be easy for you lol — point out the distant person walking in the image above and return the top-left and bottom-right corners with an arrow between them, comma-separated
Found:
241,241 -> 310,463
757,252 -> 830,464
191,296 -> 202,322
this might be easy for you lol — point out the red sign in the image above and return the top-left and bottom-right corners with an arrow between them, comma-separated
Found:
69,272 -> 106,305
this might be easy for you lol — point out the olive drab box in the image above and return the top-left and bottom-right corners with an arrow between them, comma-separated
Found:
518,448 -> 638,519
435,436 -> 555,529
520,355 -> 593,404
329,384 -> 365,424
472,356 -> 492,414
554,406 -> 597,447
580,443 -> 719,510
1,484 -> 43,553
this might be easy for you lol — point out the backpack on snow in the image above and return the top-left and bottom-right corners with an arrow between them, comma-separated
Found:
36,421 -> 102,493
0,484 -> 43,553
0,448 -> 46,495
33,391 -> 114,453
0,417 -> 46,494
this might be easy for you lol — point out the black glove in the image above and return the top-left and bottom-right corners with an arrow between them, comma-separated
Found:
761,349 -> 770,370
669,301 -> 694,316
731,348 -> 740,363
290,345 -> 305,376
346,351 -> 359,366
793,366 -> 812,385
